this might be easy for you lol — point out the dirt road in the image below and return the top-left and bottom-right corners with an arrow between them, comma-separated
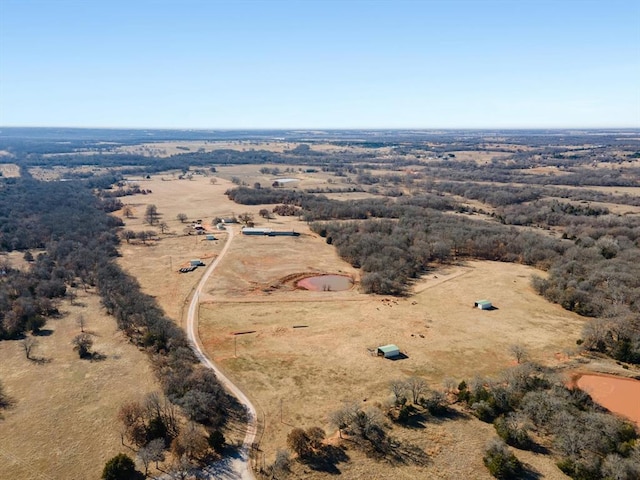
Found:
186,227 -> 257,480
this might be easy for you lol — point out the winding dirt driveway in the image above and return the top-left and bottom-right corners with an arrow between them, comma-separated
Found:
186,227 -> 257,480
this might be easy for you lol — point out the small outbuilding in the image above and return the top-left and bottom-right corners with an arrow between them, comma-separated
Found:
206,234 -> 217,241
377,344 -> 400,358
190,259 -> 205,267
474,300 -> 492,310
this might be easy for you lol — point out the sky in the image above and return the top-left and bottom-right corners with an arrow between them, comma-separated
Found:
0,0 -> 639,129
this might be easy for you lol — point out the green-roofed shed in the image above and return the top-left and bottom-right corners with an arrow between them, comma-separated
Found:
377,344 -> 400,358
474,300 -> 492,310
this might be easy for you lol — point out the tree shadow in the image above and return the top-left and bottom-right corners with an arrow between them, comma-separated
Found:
29,356 -> 52,365
89,352 -> 107,362
428,407 -> 470,423
400,411 -> 428,429
33,329 -> 54,337
527,441 -> 550,455
370,438 -> 430,467
302,444 -> 349,474
520,463 -> 543,479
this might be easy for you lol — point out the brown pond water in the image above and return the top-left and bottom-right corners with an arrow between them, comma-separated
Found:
576,374 -> 640,426
297,274 -> 353,291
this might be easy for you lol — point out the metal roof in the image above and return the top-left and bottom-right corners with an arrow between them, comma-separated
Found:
378,344 -> 399,353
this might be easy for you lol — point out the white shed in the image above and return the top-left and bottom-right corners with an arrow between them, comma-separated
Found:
474,300 -> 492,310
377,344 -> 400,358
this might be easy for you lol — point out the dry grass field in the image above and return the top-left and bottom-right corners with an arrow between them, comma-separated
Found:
111,173 -> 585,478
0,163 -> 20,177
0,290 -> 162,480
115,140 -> 391,158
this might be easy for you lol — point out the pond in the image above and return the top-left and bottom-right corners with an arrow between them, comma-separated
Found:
297,274 -> 353,292
576,374 -> 640,426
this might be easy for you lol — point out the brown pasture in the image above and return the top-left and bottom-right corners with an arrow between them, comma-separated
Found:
110,172 -> 586,478
0,291 -> 162,480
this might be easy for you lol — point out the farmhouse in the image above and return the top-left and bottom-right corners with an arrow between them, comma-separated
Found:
474,300 -> 493,310
377,344 -> 400,358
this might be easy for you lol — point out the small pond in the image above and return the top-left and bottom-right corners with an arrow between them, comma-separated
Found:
576,374 -> 640,426
297,274 -> 353,291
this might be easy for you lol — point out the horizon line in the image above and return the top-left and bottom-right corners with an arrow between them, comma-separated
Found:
1,125 -> 639,131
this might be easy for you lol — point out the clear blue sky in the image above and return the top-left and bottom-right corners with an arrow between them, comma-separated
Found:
1,0 -> 639,129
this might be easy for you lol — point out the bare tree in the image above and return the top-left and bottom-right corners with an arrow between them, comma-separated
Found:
258,208 -> 273,222
137,438 -> 165,476
238,212 -> 254,225
442,377 -> 457,393
159,222 -> 169,234
306,426 -> 325,450
171,422 -> 208,461
389,379 -> 407,403
147,438 -> 166,469
509,344 -> 529,364
137,445 -> 153,477
329,403 -> 358,439
144,204 -> 159,225
209,177 -> 217,185
168,455 -> 194,480
122,229 -> 137,244
176,213 -> 188,223
137,230 -> 156,244
118,400 -> 146,447
287,428 -> 312,459
76,314 -> 86,333
22,337 -> 38,360
121,205 -> 134,218
406,376 -> 428,404
581,318 -> 609,352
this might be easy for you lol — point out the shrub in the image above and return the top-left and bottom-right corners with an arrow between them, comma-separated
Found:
472,400 -> 497,423
102,453 -> 144,480
494,414 -> 532,450
483,439 -> 523,479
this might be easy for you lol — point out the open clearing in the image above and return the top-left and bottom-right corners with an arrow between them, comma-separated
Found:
198,260 -> 583,478
0,290 -> 162,480
0,163 -> 20,177
111,172 -> 586,478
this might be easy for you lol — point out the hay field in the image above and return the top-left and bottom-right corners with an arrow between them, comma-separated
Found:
0,291 -> 162,480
